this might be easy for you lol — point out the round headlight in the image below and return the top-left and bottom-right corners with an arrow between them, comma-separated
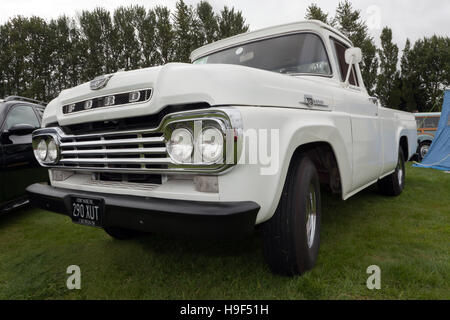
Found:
47,139 -> 59,163
36,139 -> 48,161
197,127 -> 224,163
167,128 -> 194,163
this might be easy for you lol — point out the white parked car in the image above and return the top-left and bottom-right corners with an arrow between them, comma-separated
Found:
27,20 -> 417,276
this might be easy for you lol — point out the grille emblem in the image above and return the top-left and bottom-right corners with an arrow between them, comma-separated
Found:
90,75 -> 113,90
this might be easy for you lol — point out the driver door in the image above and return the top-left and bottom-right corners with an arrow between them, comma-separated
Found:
331,39 -> 382,190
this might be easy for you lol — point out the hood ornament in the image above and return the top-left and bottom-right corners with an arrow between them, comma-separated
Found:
90,75 -> 113,90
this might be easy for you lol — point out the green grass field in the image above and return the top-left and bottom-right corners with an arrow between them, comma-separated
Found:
0,163 -> 449,300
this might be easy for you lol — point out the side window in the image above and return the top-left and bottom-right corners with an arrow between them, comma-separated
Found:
424,116 -> 440,128
416,118 -> 425,129
331,39 -> 359,86
5,105 -> 40,130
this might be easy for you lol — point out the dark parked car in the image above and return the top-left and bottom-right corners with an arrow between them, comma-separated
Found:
0,96 -> 48,212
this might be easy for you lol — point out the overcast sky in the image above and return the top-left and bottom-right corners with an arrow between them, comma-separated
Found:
1,0 -> 449,50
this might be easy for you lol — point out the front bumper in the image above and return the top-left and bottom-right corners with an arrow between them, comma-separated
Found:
26,183 -> 260,238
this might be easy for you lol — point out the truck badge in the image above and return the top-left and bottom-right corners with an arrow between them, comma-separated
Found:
90,75 -> 113,90
301,94 -> 327,108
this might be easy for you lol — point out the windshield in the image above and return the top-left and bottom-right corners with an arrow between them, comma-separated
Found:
193,33 -> 331,76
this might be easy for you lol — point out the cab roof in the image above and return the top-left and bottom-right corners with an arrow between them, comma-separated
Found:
414,112 -> 441,117
190,20 -> 353,62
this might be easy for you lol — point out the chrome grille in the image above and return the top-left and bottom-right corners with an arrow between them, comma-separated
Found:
33,108 -> 241,174
82,179 -> 159,191
59,130 -> 170,170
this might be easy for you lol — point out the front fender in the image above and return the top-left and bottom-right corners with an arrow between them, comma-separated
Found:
218,106 -> 352,224
417,133 -> 434,144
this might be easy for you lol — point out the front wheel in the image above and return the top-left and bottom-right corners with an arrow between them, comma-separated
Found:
263,154 -> 321,276
378,147 -> 405,196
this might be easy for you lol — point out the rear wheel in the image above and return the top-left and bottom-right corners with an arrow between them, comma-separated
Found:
378,147 -> 405,196
263,154 -> 321,276
104,227 -> 142,240
417,141 -> 431,162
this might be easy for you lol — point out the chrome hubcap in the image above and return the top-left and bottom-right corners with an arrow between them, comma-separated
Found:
397,157 -> 403,186
306,184 -> 317,248
420,145 -> 429,159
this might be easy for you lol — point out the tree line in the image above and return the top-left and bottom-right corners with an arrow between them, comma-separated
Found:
306,1 -> 449,112
0,0 -> 248,102
0,0 -> 448,112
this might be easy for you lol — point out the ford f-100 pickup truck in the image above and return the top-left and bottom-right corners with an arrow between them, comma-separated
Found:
27,20 -> 417,276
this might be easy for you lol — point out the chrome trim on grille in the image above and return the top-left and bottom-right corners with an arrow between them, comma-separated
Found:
33,108 -> 243,175
59,158 -> 171,165
60,136 -> 164,148
83,179 -> 159,191
61,147 -> 167,156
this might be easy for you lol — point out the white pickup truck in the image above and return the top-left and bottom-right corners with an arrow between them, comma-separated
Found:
27,20 -> 417,276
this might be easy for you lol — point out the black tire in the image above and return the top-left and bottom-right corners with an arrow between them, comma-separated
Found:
417,141 -> 431,162
263,154 -> 321,276
378,147 -> 405,196
104,227 -> 142,240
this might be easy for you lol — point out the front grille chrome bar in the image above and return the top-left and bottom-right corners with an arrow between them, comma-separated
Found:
60,136 -> 164,148
61,147 -> 167,156
59,158 -> 172,165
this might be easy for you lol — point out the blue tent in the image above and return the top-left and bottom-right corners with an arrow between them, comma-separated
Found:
414,90 -> 450,171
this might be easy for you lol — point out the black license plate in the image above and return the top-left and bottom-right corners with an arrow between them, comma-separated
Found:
70,196 -> 104,227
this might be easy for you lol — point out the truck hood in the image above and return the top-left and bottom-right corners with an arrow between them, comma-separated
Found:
44,63 -> 334,126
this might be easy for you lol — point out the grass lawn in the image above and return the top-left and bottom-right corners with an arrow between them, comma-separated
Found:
0,163 -> 448,300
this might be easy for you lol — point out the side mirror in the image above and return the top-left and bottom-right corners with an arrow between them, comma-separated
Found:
345,47 -> 362,65
344,47 -> 362,86
6,123 -> 37,136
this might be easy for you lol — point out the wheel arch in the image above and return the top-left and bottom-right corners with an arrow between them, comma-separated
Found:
290,141 -> 343,196
397,125 -> 416,161
417,134 -> 433,144
399,135 -> 409,160
278,122 -> 353,205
